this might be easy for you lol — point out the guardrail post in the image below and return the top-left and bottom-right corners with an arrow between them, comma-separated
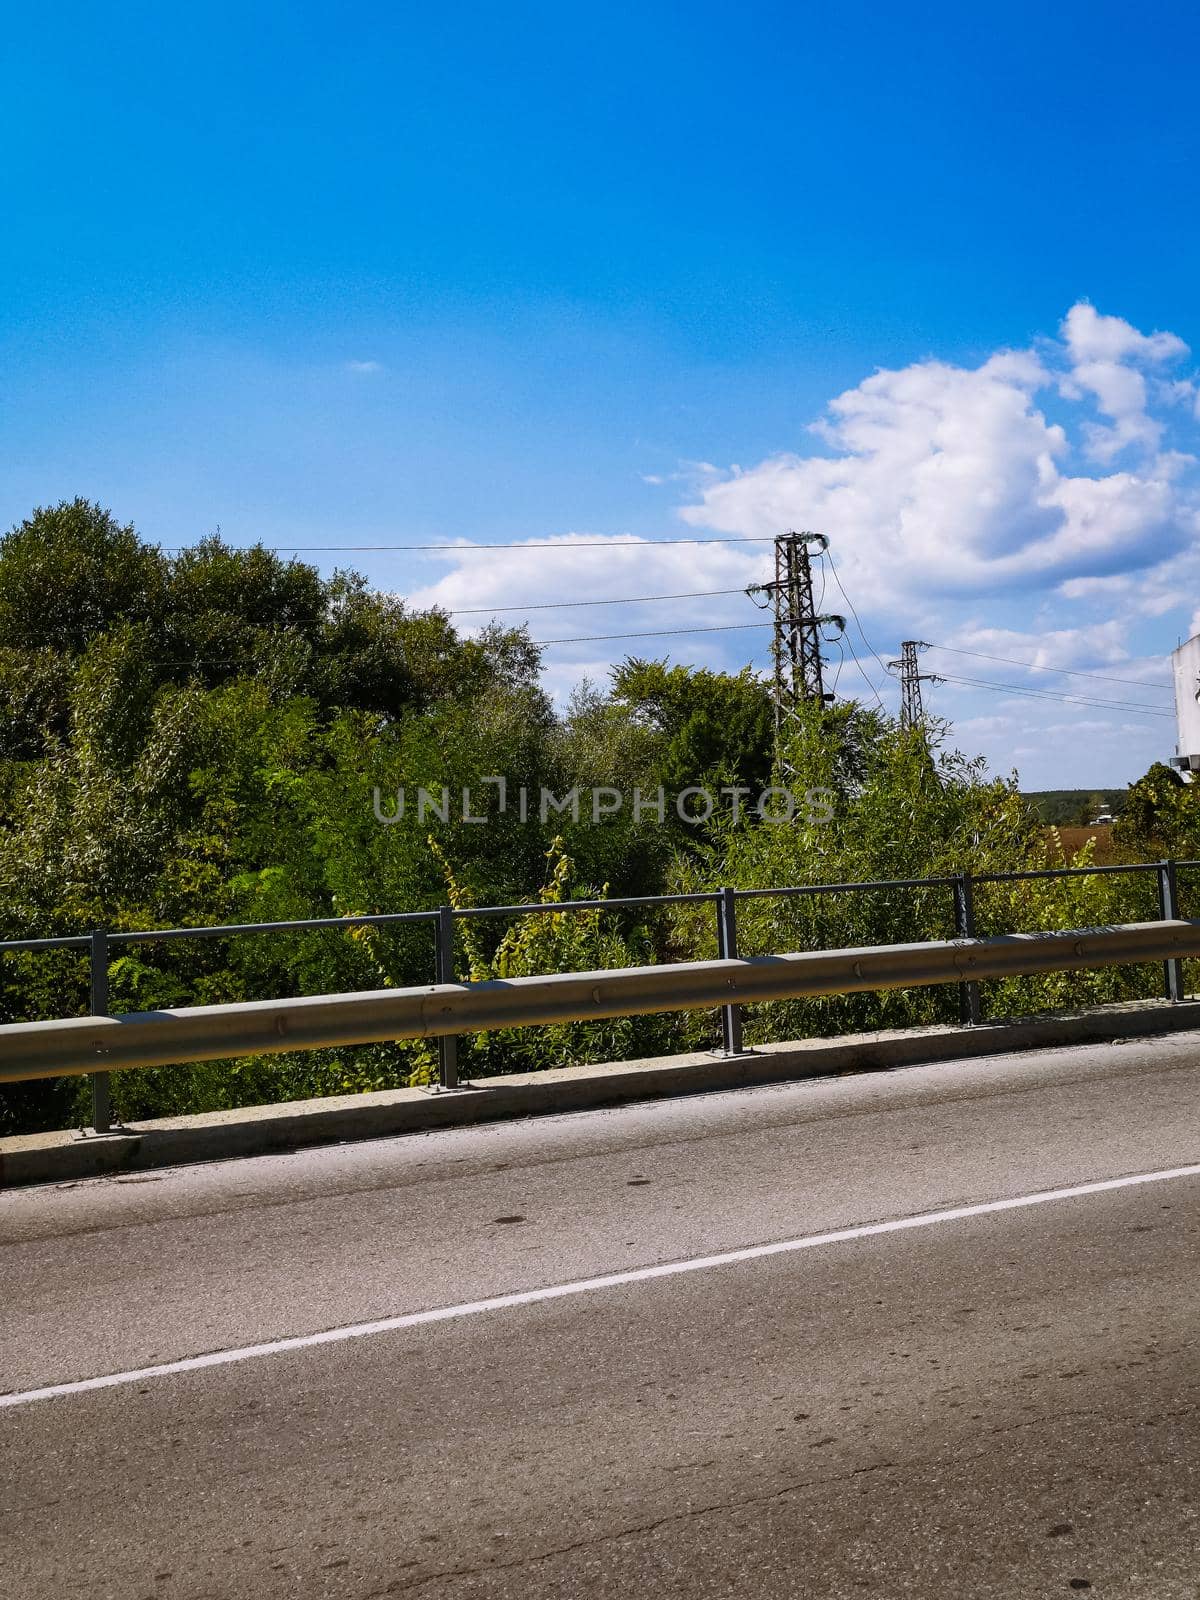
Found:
953,874 -> 982,1026
435,906 -> 460,1089
715,887 -> 745,1055
89,929 -> 113,1133
1158,860 -> 1185,1003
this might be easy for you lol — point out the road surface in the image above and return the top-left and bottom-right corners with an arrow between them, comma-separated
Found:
4,1033 -> 1200,1597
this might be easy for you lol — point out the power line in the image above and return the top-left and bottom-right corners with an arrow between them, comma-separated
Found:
822,546 -> 884,666
130,639 -> 1176,709
160,537 -> 775,554
809,555 -> 1172,704
136,619 -> 772,667
926,643 -> 1172,693
937,671 -> 1175,718
839,631 -> 888,712
535,622 -> 772,646
449,586 -> 746,615
818,545 -> 892,712
826,633 -> 846,696
941,671 -> 1172,716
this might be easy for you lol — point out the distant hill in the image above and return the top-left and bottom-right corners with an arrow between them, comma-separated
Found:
1023,789 -> 1128,826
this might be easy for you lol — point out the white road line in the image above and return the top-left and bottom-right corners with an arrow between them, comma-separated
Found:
4,1160 -> 1200,1412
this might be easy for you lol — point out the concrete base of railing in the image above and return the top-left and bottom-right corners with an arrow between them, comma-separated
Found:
3,996 -> 1200,1188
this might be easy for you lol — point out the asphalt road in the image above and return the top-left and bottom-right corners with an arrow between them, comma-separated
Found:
4,1033 -> 1200,1597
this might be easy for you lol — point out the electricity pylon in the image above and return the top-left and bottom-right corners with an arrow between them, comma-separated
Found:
747,531 -> 845,770
887,639 -> 943,728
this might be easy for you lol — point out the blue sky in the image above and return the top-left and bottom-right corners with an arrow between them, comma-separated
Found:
4,0 -> 1199,787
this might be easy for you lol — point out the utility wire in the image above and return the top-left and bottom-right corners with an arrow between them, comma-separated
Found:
819,547 -> 896,710
535,622 -> 772,646
813,555 -> 1171,703
822,546 -> 884,667
129,618 -> 775,669
839,631 -> 888,711
927,643 -> 1171,693
449,586 -> 746,615
135,643 -> 1173,713
824,633 -> 846,697
937,671 -> 1175,718
161,537 -> 775,554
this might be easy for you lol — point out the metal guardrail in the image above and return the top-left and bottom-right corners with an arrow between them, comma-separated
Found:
2,859 -> 1197,1130
2,919 -> 1199,1086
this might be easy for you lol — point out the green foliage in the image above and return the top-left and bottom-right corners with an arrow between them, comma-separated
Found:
666,705 -> 1143,1047
663,708 -> 984,1042
610,656 -> 775,811
430,835 -> 678,1074
974,830 -> 1161,1016
1113,763 -> 1200,859
0,499 -> 166,656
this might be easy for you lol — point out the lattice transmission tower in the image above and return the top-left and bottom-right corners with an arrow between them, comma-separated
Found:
887,640 -> 943,728
747,532 -> 845,765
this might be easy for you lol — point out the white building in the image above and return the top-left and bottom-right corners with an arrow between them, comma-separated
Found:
1171,634 -> 1200,774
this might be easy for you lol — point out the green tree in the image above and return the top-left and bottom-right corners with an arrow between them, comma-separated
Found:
609,657 -> 775,825
0,499 -> 166,655
1113,763 -> 1199,859
161,536 -> 326,693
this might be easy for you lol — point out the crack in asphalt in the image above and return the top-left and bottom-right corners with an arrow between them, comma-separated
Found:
360,1457 -> 906,1595
360,1394 -> 1200,1595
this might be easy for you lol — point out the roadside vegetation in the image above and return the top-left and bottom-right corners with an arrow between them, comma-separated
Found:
0,501 -> 1189,1135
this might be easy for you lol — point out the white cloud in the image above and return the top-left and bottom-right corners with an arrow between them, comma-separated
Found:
944,620 -> 1134,671
1060,525 -> 1200,624
679,302 -> 1198,625
955,714 -> 1018,736
345,359 -> 383,374
640,461 -> 722,489
1059,305 -> 1190,461
1060,303 -> 1187,367
406,534 -> 770,702
667,303 -> 1196,785
1033,720 -> 1120,736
